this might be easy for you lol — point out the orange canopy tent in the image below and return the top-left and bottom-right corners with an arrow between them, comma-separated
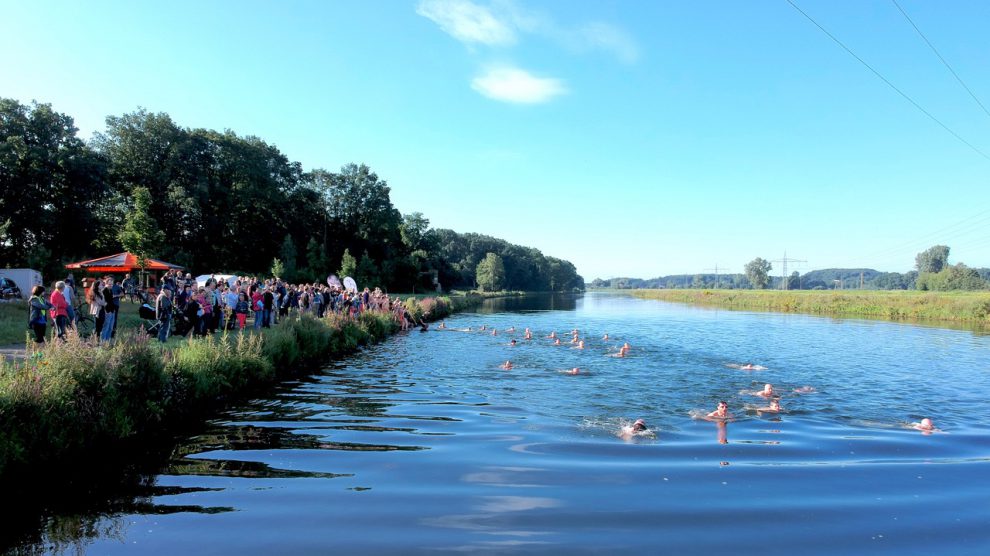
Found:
65,252 -> 185,274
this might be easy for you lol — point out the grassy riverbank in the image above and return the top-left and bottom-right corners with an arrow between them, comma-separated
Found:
629,289 -> 990,325
0,294 -> 481,482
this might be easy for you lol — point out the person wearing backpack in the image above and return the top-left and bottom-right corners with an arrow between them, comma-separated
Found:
28,285 -> 54,344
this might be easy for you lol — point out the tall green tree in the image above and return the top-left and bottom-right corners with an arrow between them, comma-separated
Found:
356,250 -> 379,288
0,98 -> 109,278
339,248 -> 357,279
915,245 -> 950,273
745,257 -> 772,289
118,186 -> 165,273
279,235 -> 297,280
305,238 -> 329,281
476,252 -> 506,292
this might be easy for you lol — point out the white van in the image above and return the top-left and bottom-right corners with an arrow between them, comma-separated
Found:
0,269 -> 43,300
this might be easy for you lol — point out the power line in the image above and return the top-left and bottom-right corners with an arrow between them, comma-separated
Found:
891,0 -> 990,121
703,265 -> 724,289
772,251 -> 806,290
784,0 -> 990,162
851,206 -> 990,266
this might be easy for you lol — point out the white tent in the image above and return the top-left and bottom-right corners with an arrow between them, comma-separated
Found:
194,274 -> 237,287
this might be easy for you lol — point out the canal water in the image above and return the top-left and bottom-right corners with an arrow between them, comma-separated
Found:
13,293 -> 990,554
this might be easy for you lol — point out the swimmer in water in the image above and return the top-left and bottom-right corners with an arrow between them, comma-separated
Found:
501,361 -> 513,370
491,329 -> 498,336
570,335 -> 579,344
437,321 -> 446,329
610,345 -> 629,358
793,386 -> 816,394
524,328 -> 532,340
553,338 -> 562,346
547,331 -> 557,339
509,339 -> 517,346
480,325 -> 487,331
622,342 -> 631,352
506,327 -> 515,333
573,340 -> 585,350
707,401 -> 732,420
602,333 -> 609,341
747,383 -> 775,398
757,398 -> 782,414
618,418 -> 649,440
562,367 -> 580,375
912,418 -> 938,433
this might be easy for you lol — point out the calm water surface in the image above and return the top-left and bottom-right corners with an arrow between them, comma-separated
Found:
18,293 -> 990,554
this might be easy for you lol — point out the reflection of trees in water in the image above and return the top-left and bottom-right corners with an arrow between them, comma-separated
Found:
5,483 -> 235,556
478,293 -> 579,314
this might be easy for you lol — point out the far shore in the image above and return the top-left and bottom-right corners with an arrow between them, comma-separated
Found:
622,288 -> 990,327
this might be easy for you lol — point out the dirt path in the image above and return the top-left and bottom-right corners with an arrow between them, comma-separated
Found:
0,343 -> 29,361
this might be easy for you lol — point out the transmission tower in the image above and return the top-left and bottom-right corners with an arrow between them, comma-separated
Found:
703,265 -> 723,289
772,251 -> 806,290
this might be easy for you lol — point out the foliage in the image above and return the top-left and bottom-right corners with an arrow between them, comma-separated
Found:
916,264 -> 988,291
1,98 -> 582,292
338,248 -> 357,280
270,258 -> 284,280
744,257 -> 772,289
279,235 -> 297,281
0,99 -> 110,280
118,186 -> 164,270
475,252 -> 506,292
916,245 -> 950,273
355,250 -> 379,289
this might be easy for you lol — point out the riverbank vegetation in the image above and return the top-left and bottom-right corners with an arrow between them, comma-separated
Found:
0,294 -> 478,483
0,98 -> 583,293
629,289 -> 990,325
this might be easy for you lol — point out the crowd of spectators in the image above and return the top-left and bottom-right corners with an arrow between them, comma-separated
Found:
26,268 -> 424,345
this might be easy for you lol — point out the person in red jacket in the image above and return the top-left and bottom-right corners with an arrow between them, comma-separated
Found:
49,280 -> 70,342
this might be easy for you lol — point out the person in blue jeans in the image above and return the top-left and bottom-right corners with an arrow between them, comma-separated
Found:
100,276 -> 117,343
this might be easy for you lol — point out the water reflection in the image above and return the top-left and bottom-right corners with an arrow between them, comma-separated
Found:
477,293 -> 579,314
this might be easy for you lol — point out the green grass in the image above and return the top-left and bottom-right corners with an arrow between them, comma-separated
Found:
0,295 -> 475,481
629,289 -> 990,326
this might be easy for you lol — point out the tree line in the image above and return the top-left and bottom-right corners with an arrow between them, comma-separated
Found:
591,245 -> 988,291
0,99 -> 584,293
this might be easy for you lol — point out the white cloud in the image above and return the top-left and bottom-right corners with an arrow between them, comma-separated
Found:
471,67 -> 567,104
416,0 -> 516,46
576,22 -> 639,64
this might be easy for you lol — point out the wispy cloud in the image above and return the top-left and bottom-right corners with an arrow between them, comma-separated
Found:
574,22 -> 639,64
416,0 -> 516,46
416,0 -> 639,64
471,67 -> 567,104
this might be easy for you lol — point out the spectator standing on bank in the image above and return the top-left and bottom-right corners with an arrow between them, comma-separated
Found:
156,288 -> 173,343
28,285 -> 54,344
100,276 -> 116,343
49,281 -> 70,342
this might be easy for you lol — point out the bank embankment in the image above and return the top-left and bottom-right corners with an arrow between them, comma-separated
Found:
629,289 -> 990,326
0,294 -> 481,484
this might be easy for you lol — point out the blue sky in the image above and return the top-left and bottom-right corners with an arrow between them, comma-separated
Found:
3,0 -> 989,280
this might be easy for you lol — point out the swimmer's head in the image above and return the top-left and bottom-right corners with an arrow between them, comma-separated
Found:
763,384 -> 774,393
632,419 -> 646,431
919,418 -> 934,429
718,401 -> 728,410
